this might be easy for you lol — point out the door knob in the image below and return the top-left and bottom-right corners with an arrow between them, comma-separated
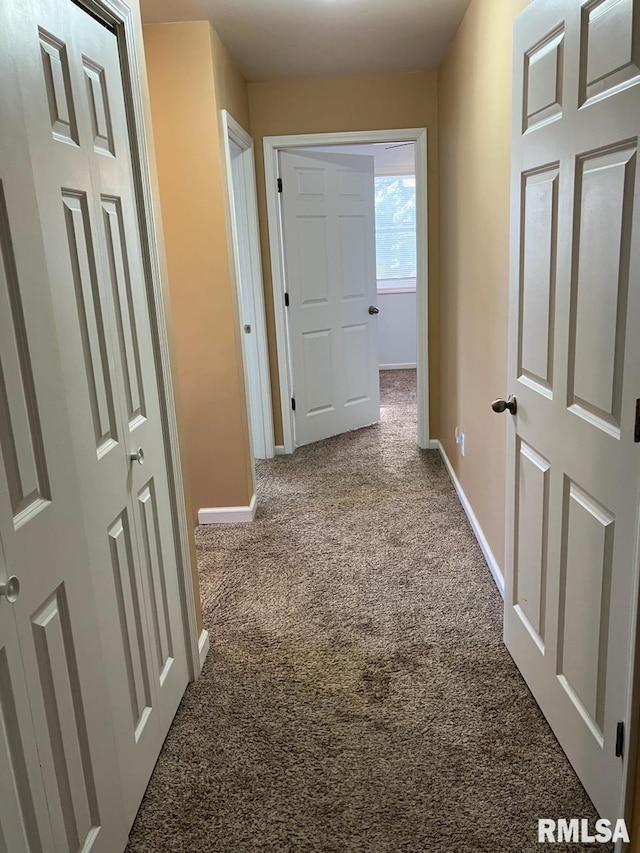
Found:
0,575 -> 20,603
368,306 -> 379,315
491,395 -> 517,415
129,447 -> 145,465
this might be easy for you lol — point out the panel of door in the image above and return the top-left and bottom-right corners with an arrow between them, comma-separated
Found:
280,150 -> 380,446
0,6 -> 126,849
504,0 -> 640,821
0,540 -> 57,853
15,0 -> 189,827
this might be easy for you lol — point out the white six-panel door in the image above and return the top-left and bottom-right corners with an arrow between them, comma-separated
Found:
12,0 -> 189,828
505,0 -> 640,821
0,4 -> 126,848
280,150 -> 380,446
0,0 -> 191,845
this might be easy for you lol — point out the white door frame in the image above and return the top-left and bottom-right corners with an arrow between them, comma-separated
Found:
78,0 -> 204,679
264,128 -> 430,454
221,110 -> 275,459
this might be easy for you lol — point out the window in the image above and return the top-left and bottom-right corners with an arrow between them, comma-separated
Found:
375,175 -> 416,288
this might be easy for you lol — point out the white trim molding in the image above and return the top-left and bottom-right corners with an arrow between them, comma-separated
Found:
198,630 -> 210,670
377,278 -> 417,292
380,363 -> 417,370
221,110 -> 275,461
263,128 -> 430,454
198,494 -> 257,525
198,628 -> 209,669
434,440 -> 505,598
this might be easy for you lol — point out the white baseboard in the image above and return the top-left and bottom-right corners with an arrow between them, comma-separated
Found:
274,445 -> 287,456
198,494 -> 257,525
379,363 -> 417,370
198,629 -> 210,672
427,439 -> 439,450
434,440 -> 505,598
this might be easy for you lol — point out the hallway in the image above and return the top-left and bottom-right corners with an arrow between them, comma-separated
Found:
127,371 -> 601,852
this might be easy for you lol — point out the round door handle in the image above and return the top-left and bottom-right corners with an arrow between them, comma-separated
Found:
368,306 -> 379,315
129,447 -> 145,465
491,395 -> 517,415
0,575 -> 20,604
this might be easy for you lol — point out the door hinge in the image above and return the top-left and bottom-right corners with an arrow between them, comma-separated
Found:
277,177 -> 283,193
635,399 -> 640,442
284,292 -> 289,307
291,397 -> 296,411
616,721 -> 624,758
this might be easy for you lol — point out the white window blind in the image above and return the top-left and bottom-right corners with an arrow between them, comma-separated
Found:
374,175 -> 416,285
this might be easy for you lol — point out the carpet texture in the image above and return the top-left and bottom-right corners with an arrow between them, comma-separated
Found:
127,369 -> 605,853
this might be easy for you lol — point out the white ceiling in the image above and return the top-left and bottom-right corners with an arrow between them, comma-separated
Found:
139,0 -> 471,82
306,143 -> 415,172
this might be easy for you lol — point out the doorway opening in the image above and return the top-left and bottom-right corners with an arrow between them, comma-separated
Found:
305,141 -> 418,446
264,129 -> 430,454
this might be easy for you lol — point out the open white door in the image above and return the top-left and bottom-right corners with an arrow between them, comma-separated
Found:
228,130 -> 274,460
503,0 -> 640,822
280,150 -> 380,446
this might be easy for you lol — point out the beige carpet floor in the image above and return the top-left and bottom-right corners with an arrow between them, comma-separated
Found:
127,369 -> 604,853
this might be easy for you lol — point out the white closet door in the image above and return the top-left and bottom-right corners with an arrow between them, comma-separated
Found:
280,150 -> 380,446
0,6 -> 126,849
15,0 -> 189,828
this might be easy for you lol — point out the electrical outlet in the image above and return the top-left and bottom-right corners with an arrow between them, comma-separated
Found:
455,427 -> 465,456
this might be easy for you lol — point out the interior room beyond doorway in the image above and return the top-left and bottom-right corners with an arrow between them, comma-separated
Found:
264,129 -> 430,455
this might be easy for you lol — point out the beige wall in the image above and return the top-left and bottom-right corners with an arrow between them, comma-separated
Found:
438,0 -> 528,570
143,21 -> 253,521
209,26 -> 251,133
247,71 -> 440,443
